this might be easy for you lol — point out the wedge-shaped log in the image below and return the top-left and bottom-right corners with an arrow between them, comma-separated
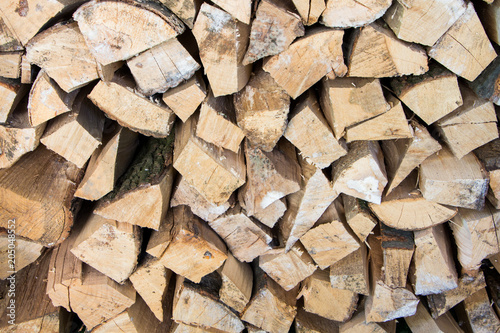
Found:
347,22 -> 428,78
127,38 -> 200,95
470,55 -> 500,106
462,288 -> 500,332
294,308 -> 339,333
298,269 -> 358,322
379,223 -> 414,288
0,146 -> 81,246
159,0 -> 201,28
74,0 -> 184,65
212,0 -> 252,24
405,302 -> 458,333
174,112 -> 245,205
384,0 -> 467,46
192,3 -> 251,97
219,252 -> 253,313
428,2 -> 497,81
26,22 -> 99,92
162,72 -> 206,122
263,27 -> 346,99
0,78 -> 27,123
0,52 -> 22,79
330,243 -> 369,295
173,274 -> 245,333
88,76 -> 176,138
148,206 -> 227,283
251,198 -> 287,228
339,310 -> 396,333
419,147 -> 489,210
332,141 -> 388,204
321,0 -> 391,28
343,195 -> 377,242
0,17 -> 23,52
94,135 -> 174,230
243,0 -> 304,65
0,232 -> 43,279
209,205 -> 272,263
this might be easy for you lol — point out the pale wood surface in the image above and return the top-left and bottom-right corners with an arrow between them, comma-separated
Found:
340,310 -> 395,333
0,233 -> 43,279
343,195 -> 377,242
321,0 -> 392,28
162,72 -> 206,122
295,308 -> 339,333
20,55 -> 33,84
212,0 -> 252,24
330,243 -> 369,295
462,288 -> 500,333
292,0 -> 326,25
96,61 -> 124,83
159,0 -> 201,28
476,0 -> 500,45
404,302 -> 446,333
0,17 -> 22,52
219,252 -> 253,313
251,198 -> 287,228
0,79 -> 27,123
0,52 -> 21,80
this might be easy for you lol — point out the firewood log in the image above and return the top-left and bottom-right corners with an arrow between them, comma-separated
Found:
211,0 -> 252,24
405,302 -> 457,333
96,61 -> 124,83
0,17 -> 22,52
339,309 -> 396,333
0,78 -> 27,123
330,243 -> 369,296
0,232 -> 43,279
343,195 -> 377,242
219,252 -> 253,313
0,52 -> 22,79
461,288 -> 500,332
159,0 -> 201,28
475,138 -> 500,208
476,0 -> 500,45
20,56 -> 33,85
292,0 -> 326,25
470,55 -> 500,106
162,71 -> 207,122
321,0 -> 391,28
250,198 -> 287,228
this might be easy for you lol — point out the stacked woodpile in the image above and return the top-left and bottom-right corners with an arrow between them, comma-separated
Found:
1,0 -> 500,332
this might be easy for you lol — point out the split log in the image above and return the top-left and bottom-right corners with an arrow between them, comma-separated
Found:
435,85 -> 498,159
410,224 -> 458,295
284,90 -> 347,168
404,302 -> 456,333
74,0 -> 184,65
301,201 -> 360,269
0,146 -> 82,246
234,70 -> 290,151
148,206 -> 227,283
322,0 -> 391,28
25,22 -> 99,92
330,243 -> 370,295
280,156 -> 338,251
219,252 -> 253,313
171,323 -> 213,333
172,273 -> 245,333
346,22 -> 428,78
320,77 -> 390,139
428,2 -> 497,81
173,111 -> 245,205
345,95 -> 412,142
433,312 -> 464,333
69,265 -> 136,330
263,27 -> 346,99
70,213 -> 141,283
88,76 -> 176,138
419,147 -> 489,210
384,0 -> 467,46
241,266 -> 297,333
192,3 -> 251,96
332,141 -> 388,204
390,65 -> 463,125
0,232 -> 43,279
291,0 -> 326,25
162,72 -> 207,122
75,126 -> 139,201
20,55 -> 33,84
427,272 -> 486,318
462,288 -> 500,332
0,52 -> 22,80
339,310 -> 396,333
369,171 -> 457,231
129,255 -> 172,322
94,135 -> 174,230
475,138 -> 500,208
294,308 -> 339,333
343,195 -> 377,242
381,119 -> 441,195
0,78 -> 27,123
449,204 -> 500,272
209,205 -> 272,262
259,242 -> 317,291
476,0 -> 500,45
239,140 -> 300,215
211,0 -> 252,24
27,70 -> 78,127
251,198 -> 287,228
196,91 -> 244,152
242,0 -> 304,65
0,17 -> 22,52
96,61 -> 124,83
127,38 -> 200,95
159,0 -> 201,28
298,269 -> 358,322
470,55 -> 500,106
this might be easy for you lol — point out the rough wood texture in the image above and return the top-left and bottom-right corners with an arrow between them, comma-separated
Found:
346,22 -> 428,78
88,76 -> 176,138
173,112 -> 246,205
259,242 -> 317,291
294,308 -> 339,333
0,52 -> 22,79
0,232 -> 43,279
94,135 -> 174,230
241,266 -> 297,333
411,224 -> 458,295
381,120 -> 441,195
242,0 -> 304,65
219,252 -> 253,313
192,3 -> 251,97
339,310 -> 396,333
419,147 -> 489,210
343,195 -> 377,242
428,2 -> 497,81
404,302 -> 450,333
159,0 -> 201,28
96,61 -> 124,83
332,141 -> 388,204
74,0 -> 184,65
321,0 -> 391,28
330,243 -> 369,295
25,22 -> 99,93
370,172 -> 457,231
149,206 -> 227,283
251,198 -> 287,228
462,288 -> 500,333
212,0 -> 252,24
234,69 -> 290,151
284,90 -> 347,168
0,17 -> 22,52
0,146 -> 81,246
263,27 -> 346,99
0,79 -> 27,123
172,274 -> 244,333
475,138 -> 500,209
20,55 -> 33,84
379,223 -> 414,288
162,72 -> 207,122
436,84 -> 498,159
292,0 -> 326,25
127,38 -> 200,95
476,0 -> 500,45
384,0 -> 467,46
209,205 -> 272,262
298,269 -> 358,322
469,55 -> 500,106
